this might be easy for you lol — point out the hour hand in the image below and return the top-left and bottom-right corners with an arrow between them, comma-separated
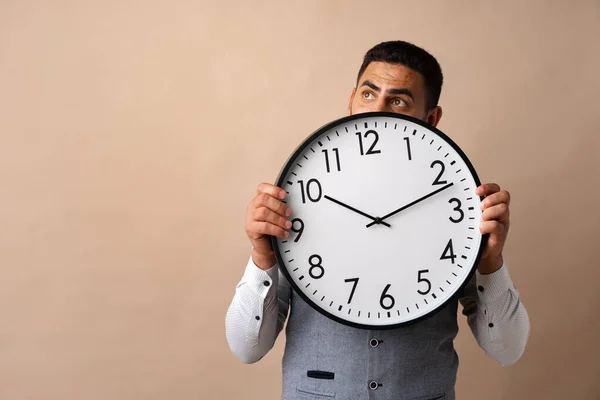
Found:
324,195 -> 391,227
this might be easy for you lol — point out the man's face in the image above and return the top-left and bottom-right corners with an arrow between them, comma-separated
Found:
348,61 -> 442,127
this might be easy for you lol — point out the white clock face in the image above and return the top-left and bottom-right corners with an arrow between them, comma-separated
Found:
272,112 -> 485,329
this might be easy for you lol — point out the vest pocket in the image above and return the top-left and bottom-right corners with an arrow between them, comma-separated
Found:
307,370 -> 335,380
414,394 -> 445,400
296,373 -> 336,398
296,387 -> 336,398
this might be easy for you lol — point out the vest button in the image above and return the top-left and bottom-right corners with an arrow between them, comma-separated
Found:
369,381 -> 379,390
369,339 -> 379,348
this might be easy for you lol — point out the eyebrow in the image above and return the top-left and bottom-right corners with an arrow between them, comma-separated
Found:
360,80 -> 415,100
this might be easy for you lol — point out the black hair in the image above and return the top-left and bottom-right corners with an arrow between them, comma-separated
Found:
356,41 -> 443,110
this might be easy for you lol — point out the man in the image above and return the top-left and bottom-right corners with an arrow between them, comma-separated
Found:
226,41 -> 530,399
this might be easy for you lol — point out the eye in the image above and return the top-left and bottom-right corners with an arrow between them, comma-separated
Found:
362,91 -> 374,99
392,98 -> 408,107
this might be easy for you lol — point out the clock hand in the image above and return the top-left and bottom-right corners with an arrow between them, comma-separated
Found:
324,195 -> 391,227
366,182 -> 455,228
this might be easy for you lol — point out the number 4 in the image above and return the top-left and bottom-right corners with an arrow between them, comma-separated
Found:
440,239 -> 456,264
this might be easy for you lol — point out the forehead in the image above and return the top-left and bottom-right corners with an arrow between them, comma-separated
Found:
359,61 -> 425,92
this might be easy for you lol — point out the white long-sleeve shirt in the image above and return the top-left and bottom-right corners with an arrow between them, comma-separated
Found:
226,256 -> 530,366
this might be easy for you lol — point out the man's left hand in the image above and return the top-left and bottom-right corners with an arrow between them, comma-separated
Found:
476,183 -> 510,274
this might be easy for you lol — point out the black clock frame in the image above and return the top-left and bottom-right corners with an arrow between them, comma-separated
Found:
271,111 -> 488,330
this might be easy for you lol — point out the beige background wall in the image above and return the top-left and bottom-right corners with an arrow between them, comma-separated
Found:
1,1 -> 599,399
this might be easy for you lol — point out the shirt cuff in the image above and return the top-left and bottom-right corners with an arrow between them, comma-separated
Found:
240,256 -> 280,298
475,261 -> 513,303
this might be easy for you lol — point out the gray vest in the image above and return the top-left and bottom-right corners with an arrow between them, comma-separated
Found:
281,288 -> 460,400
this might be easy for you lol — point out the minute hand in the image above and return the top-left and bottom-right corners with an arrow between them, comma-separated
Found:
366,182 -> 455,228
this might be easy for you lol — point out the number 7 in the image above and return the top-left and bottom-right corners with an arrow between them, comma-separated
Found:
344,278 -> 359,304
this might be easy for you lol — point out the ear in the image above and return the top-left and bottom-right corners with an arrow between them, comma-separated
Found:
426,106 -> 443,127
347,87 -> 356,116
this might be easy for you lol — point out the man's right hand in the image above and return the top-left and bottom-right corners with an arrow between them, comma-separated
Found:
245,183 -> 292,271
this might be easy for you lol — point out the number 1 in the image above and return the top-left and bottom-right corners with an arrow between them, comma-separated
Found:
403,137 -> 412,161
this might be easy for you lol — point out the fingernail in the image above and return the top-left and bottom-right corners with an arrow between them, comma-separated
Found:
285,220 -> 292,229
283,231 -> 289,237
280,191 -> 287,199
286,208 -> 292,216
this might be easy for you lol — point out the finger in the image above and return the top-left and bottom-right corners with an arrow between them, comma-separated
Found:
253,206 -> 292,230
481,190 -> 511,210
257,182 -> 287,200
253,192 -> 292,217
481,203 -> 509,222
475,183 -> 501,197
252,221 -> 290,239
479,220 -> 505,236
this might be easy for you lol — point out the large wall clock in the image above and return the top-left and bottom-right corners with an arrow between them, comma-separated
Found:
271,112 -> 486,329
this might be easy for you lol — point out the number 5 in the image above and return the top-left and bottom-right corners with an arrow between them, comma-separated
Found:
417,270 -> 431,295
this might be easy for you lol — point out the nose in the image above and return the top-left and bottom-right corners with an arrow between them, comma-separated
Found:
367,98 -> 389,113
